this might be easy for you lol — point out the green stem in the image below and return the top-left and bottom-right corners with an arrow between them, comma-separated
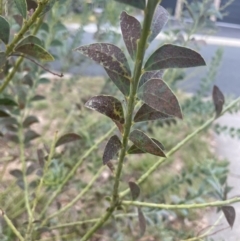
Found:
122,197 -> 240,209
39,126 -> 116,218
0,0 -> 3,16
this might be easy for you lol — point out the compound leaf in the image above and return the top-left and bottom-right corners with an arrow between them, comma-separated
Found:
138,208 -> 146,236
212,85 -> 225,117
129,129 -> 165,157
120,11 -> 141,60
14,0 -> 27,19
222,206 -> 235,229
149,5 -> 169,43
139,70 -> 164,89
138,78 -> 182,119
55,133 -> 81,147
134,103 -> 172,122
115,0 -> 145,10
128,181 -> 140,200
0,16 -> 10,44
103,135 -> 122,165
16,35 -> 43,48
85,95 -> 125,125
144,44 -> 206,71
14,43 -> 54,62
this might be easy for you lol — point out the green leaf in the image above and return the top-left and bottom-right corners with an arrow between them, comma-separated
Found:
128,181 -> 140,200
212,85 -> 224,117
138,78 -> 183,119
55,133 -> 81,147
22,74 -> 33,87
31,95 -> 45,101
222,206 -> 235,229
85,95 -> 125,125
138,208 -> 146,236
103,135 -> 122,165
129,129 -> 165,157
149,5 -> 169,43
50,39 -> 63,47
0,98 -> 18,106
14,43 -> 54,62
14,0 -> 27,19
0,16 -> 10,44
0,52 -> 6,69
16,35 -> 43,48
24,130 -> 40,143
10,169 -> 23,179
41,0 -> 57,15
144,44 -> 206,71
139,70 -> 164,89
0,109 -> 11,117
120,11 -> 141,60
23,115 -> 39,128
115,0 -> 145,10
75,43 -> 131,95
134,104 -> 172,122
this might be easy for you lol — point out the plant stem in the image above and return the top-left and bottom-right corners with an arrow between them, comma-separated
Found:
80,1 -> 161,240
0,0 -> 3,15
120,96 -> 240,197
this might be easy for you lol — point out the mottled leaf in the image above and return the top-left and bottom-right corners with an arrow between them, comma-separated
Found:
13,15 -> 23,27
103,135 -> 122,165
144,44 -> 206,71
16,35 -> 43,48
31,95 -> 45,101
222,206 -> 235,228
128,181 -> 140,200
106,161 -> 115,173
24,130 -> 40,143
134,103 -> 172,122
138,79 -> 182,119
14,0 -> 27,19
0,16 -> 10,44
149,5 -> 169,43
0,98 -> 18,106
129,129 -> 165,157
212,85 -> 225,117
138,208 -> 146,236
55,133 -> 81,147
120,11 -> 141,60
0,52 -> 6,69
75,42 -> 131,95
10,169 -> 23,179
115,0 -> 145,10
139,70 -> 164,89
85,95 -> 125,124
15,43 -> 54,62
23,115 -> 39,128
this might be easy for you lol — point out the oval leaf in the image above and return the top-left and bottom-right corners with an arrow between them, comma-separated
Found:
115,0 -> 145,10
13,14 -> 23,27
139,70 -> 164,89
10,169 -> 23,179
0,52 -> 6,68
138,208 -> 146,236
27,0 -> 38,11
120,11 -> 141,60
144,44 -> 206,71
149,5 -> 169,43
24,130 -> 40,143
138,78 -> 182,119
129,129 -> 165,157
222,206 -> 235,229
85,95 -> 125,124
0,98 -> 17,106
23,115 -> 39,128
14,43 -> 54,62
128,181 -> 140,201
55,133 -> 81,148
0,16 -> 10,44
212,85 -> 225,117
16,35 -> 43,48
14,0 -> 27,19
40,0 -> 56,15
103,135 -> 122,165
0,109 -> 11,117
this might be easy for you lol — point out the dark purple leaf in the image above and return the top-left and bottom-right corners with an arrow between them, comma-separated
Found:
128,181 -> 140,200
115,0 -> 145,10
0,16 -> 10,44
138,78 -> 183,119
212,85 -> 225,117
0,52 -> 6,68
120,11 -> 141,60
10,169 -> 23,179
103,135 -> 122,165
85,95 -> 125,125
144,44 -> 206,71
24,130 -> 40,143
0,98 -> 18,106
134,104 -> 172,122
13,15 -> 23,27
26,0 -> 38,11
139,70 -> 164,89
129,129 -> 165,157
75,43 -> 131,85
149,5 -> 169,43
55,133 -> 81,147
138,208 -> 146,236
23,116 -> 39,128
14,0 -> 27,19
14,43 -> 54,62
222,206 -> 235,229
